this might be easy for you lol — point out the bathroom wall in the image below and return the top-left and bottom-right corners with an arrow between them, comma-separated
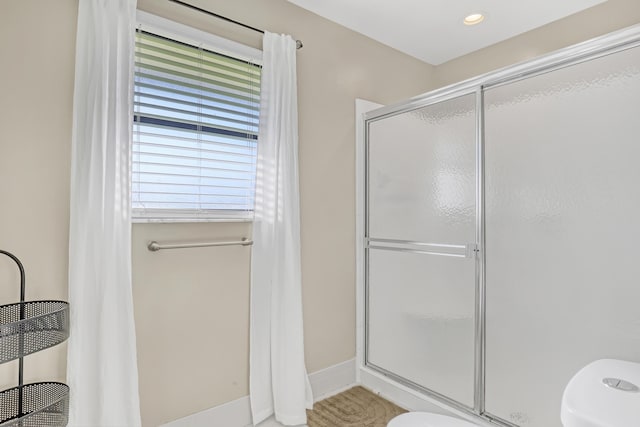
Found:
0,0 -> 77,393
2,0 -> 640,426
433,0 -> 640,88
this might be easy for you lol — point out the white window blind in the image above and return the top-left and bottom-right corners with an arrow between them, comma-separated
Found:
133,29 -> 261,221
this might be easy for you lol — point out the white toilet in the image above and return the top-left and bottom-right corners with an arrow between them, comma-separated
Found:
388,359 -> 640,427
561,359 -> 640,427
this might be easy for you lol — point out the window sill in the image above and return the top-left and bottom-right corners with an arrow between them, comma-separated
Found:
132,217 -> 253,224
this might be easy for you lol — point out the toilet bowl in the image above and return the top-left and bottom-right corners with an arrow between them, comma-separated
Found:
387,412 -> 479,427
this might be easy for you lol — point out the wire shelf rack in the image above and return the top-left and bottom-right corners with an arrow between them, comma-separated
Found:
0,250 -> 70,427
0,301 -> 69,364
0,382 -> 69,427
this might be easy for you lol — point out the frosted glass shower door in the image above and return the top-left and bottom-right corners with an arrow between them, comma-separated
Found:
366,94 -> 477,407
484,45 -> 640,426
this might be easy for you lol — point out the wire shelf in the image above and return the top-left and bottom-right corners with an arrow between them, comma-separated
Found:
1,250 -> 69,426
0,382 -> 69,427
0,301 -> 69,365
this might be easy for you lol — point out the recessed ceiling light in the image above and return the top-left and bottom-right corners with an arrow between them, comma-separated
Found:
464,13 -> 485,26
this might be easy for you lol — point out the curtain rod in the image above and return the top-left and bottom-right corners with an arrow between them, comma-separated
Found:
168,0 -> 304,49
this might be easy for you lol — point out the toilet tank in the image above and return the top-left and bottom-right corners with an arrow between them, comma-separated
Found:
561,359 -> 640,427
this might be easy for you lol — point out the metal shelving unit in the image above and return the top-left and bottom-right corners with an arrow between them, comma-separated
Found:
0,250 -> 69,427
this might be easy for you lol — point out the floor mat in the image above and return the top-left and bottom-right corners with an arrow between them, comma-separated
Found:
307,386 -> 407,427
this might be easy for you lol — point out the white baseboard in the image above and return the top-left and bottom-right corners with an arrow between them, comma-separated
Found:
308,357 -> 356,401
161,394 -> 253,427
161,359 -> 356,427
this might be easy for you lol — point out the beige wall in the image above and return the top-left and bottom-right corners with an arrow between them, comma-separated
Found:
0,0 -> 76,392
2,0 -> 640,426
433,0 -> 640,88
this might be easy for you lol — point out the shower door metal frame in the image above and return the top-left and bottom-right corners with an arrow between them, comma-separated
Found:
360,23 -> 640,427
364,85 -> 494,424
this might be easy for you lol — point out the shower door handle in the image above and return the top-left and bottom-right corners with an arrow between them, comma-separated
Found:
366,238 -> 476,259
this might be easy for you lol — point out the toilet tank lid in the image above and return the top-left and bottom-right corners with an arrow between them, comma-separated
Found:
561,359 -> 640,427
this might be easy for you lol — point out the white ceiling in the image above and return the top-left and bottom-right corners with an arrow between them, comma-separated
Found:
287,0 -> 607,65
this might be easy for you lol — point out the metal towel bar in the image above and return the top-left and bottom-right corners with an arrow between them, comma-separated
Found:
147,238 -> 253,252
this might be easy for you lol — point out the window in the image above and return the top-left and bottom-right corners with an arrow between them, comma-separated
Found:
133,16 -> 261,221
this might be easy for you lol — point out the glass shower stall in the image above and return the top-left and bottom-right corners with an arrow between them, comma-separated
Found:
361,25 -> 640,427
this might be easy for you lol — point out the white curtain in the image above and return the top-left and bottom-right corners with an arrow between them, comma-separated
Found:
250,32 -> 313,426
67,0 -> 141,425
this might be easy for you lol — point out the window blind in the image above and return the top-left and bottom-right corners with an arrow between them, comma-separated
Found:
133,30 -> 261,220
